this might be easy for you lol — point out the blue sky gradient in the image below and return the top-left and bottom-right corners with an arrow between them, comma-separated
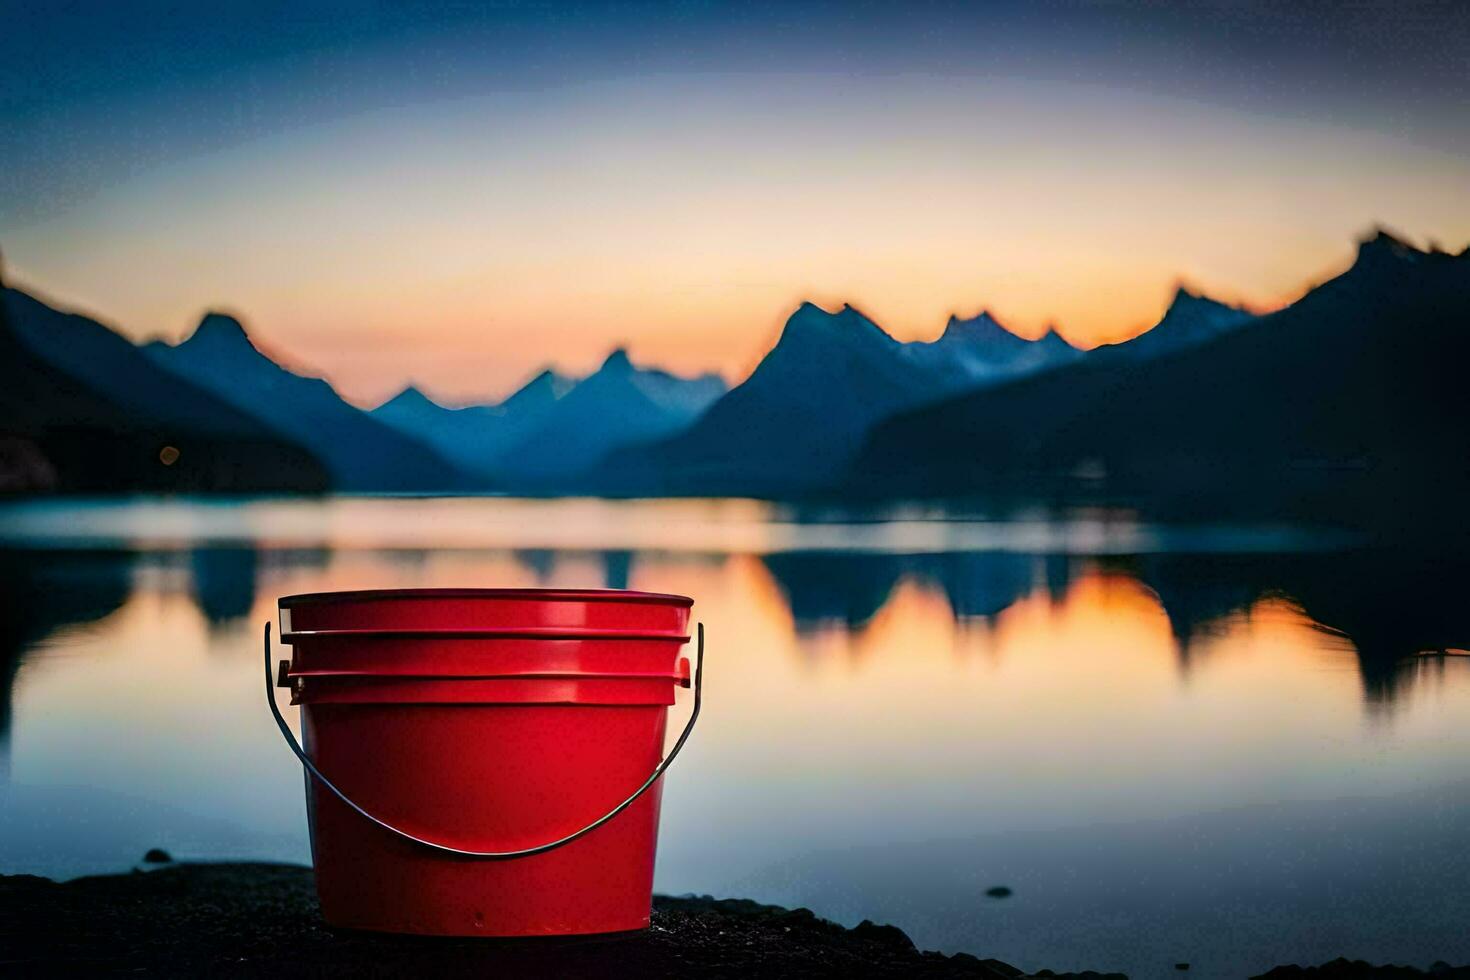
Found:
3,1 -> 1468,401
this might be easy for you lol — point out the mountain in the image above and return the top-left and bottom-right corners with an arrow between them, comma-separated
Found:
370,353 -> 720,485
848,229 -> 1470,529
370,387 -> 509,478
1,286 -> 136,493
497,368 -> 576,417
918,312 -> 1081,379
369,369 -> 575,479
495,349 -> 727,483
1,284 -> 327,493
145,314 -> 464,492
588,301 -> 1079,495
5,288 -> 302,440
1090,286 -> 1252,362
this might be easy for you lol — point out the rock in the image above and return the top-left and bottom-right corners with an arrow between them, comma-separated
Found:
852,919 -> 917,950
0,864 -> 1028,977
142,849 -> 173,864
950,953 -> 1027,979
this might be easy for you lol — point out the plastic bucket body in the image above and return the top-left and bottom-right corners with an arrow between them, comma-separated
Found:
275,588 -> 694,937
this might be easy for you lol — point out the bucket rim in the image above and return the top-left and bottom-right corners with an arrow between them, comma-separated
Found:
280,627 -> 690,642
279,587 -> 693,608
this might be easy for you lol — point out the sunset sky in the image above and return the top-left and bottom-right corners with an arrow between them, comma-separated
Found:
4,0 -> 1469,405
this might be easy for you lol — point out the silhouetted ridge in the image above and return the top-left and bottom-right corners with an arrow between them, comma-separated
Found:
1081,285 -> 1251,362
934,310 -> 1040,359
1340,227 -> 1462,283
1035,325 -> 1078,353
1166,284 -> 1222,315
587,296 -> 1092,495
1,286 -> 327,492
500,368 -> 575,414
491,346 -> 727,482
848,225 -> 1470,532
937,310 -> 1031,351
191,312 -> 253,344
368,351 -> 721,485
1356,227 -> 1422,262
775,301 -> 897,352
601,348 -> 634,371
379,385 -> 434,410
13,226 -> 1465,505
146,312 -> 465,491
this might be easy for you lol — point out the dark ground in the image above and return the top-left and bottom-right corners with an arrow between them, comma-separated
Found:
1,861 -> 1465,979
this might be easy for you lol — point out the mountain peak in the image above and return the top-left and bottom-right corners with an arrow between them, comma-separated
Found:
1164,284 -> 1241,320
939,310 -> 1025,347
1359,226 -> 1417,250
792,300 -> 874,322
1170,283 -> 1203,304
192,312 -> 251,342
500,366 -> 575,413
1102,284 -> 1253,357
601,347 -> 634,372
943,309 -> 994,330
780,301 -> 895,348
1036,324 -> 1079,352
1352,226 -> 1426,271
377,385 -> 442,413
532,367 -> 571,386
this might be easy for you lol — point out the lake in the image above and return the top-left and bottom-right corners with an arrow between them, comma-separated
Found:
2,496 -> 1468,979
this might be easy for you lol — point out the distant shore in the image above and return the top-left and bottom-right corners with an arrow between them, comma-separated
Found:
2,860 -> 1466,978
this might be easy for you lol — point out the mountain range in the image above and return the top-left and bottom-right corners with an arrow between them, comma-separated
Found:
0,275 -> 732,494
590,301 -> 1055,494
369,370 -> 573,479
5,228 -> 1462,527
848,230 -> 1470,529
587,289 -> 1244,495
142,314 -> 464,492
0,275 -> 326,494
369,349 -> 727,483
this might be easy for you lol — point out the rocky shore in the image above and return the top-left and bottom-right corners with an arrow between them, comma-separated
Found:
1,860 -> 1465,978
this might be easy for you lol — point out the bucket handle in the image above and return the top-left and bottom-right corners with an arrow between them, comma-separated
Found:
263,620 -> 704,860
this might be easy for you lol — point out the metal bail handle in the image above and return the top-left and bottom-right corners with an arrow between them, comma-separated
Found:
263,620 -> 705,860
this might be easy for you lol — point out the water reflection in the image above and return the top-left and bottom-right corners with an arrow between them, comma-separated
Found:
4,500 -> 1470,976
189,546 -> 258,627
755,546 -> 1470,706
0,550 -> 134,775
1126,550 -> 1470,707
5,543 -> 1469,753
602,550 -> 634,591
919,552 -> 1038,621
761,552 -> 905,633
512,548 -> 558,583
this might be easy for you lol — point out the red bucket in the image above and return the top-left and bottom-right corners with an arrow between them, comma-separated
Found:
263,588 -> 702,937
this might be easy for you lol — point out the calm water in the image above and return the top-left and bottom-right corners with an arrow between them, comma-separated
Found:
2,497 -> 1468,979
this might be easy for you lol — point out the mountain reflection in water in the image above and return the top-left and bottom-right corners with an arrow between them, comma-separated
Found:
758,547 -> 1467,704
4,535 -> 1467,757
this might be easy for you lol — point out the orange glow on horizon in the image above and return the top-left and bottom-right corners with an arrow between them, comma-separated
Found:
9,68 -> 1468,406
0,241 -> 1349,409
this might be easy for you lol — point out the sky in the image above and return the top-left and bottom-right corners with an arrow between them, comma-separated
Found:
3,0 -> 1469,406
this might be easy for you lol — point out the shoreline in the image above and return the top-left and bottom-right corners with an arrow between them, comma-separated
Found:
2,860 -> 1467,978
